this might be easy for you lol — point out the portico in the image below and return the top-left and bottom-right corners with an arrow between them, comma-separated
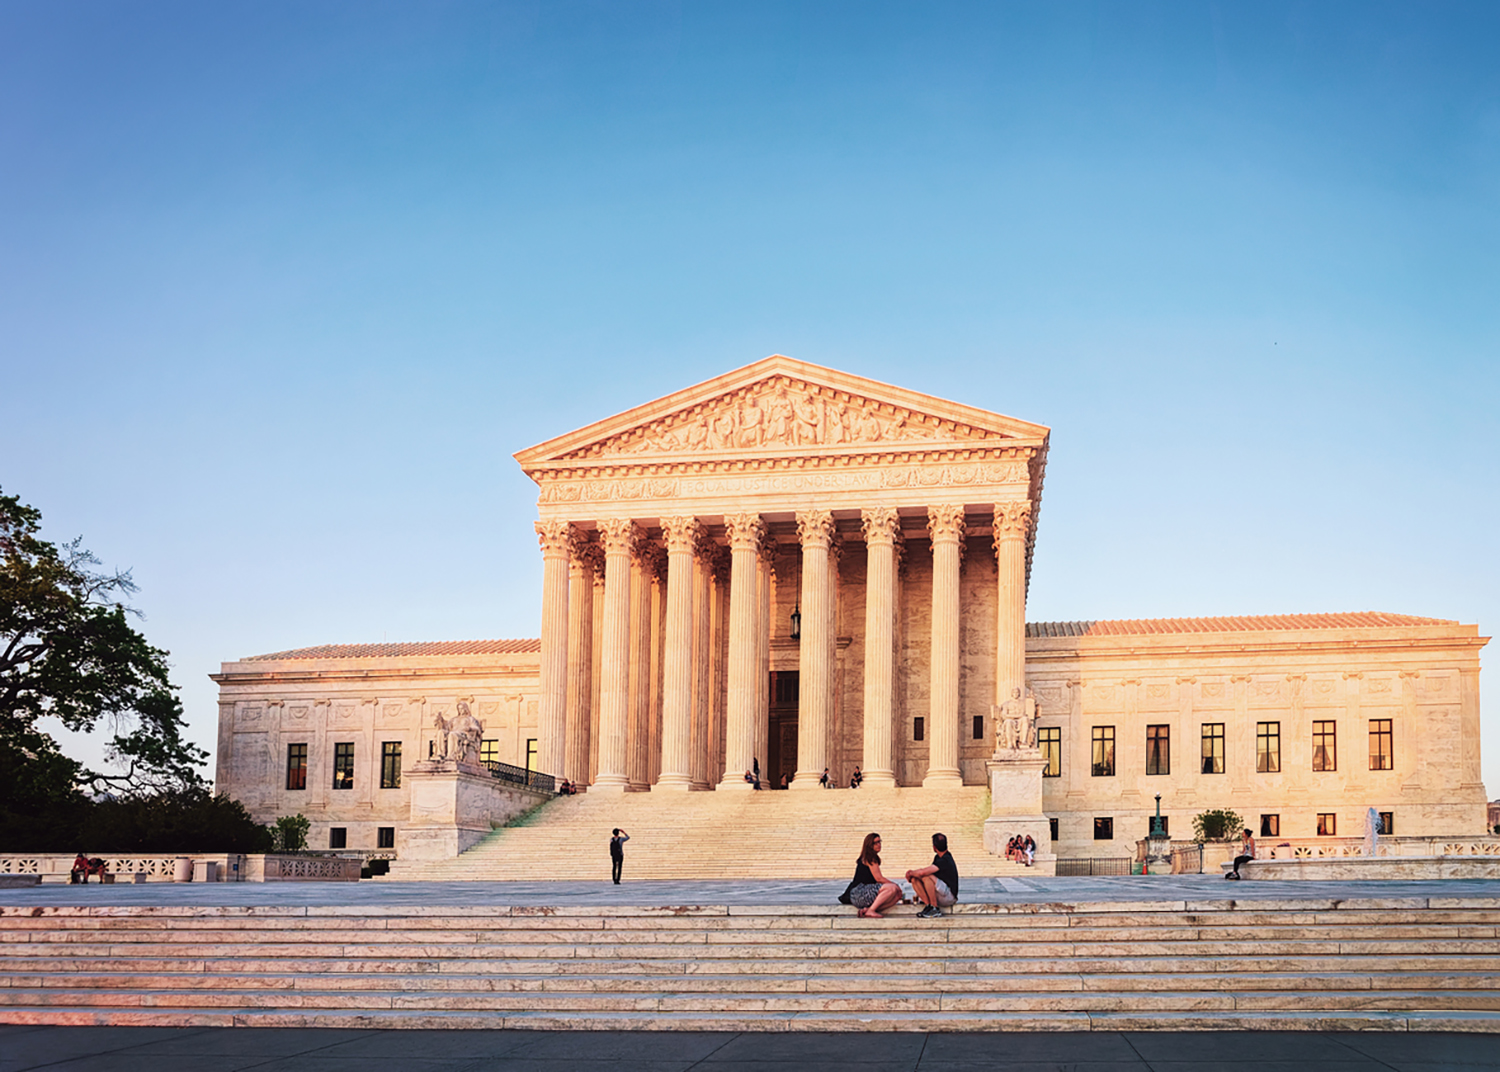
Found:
515,355 -> 1050,792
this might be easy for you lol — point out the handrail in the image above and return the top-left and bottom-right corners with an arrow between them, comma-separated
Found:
483,759 -> 555,794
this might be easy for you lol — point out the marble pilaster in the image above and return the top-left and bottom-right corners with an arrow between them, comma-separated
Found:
792,510 -> 834,790
925,504 -> 965,787
656,517 -> 700,789
720,513 -> 766,788
861,508 -> 900,788
534,520 -> 574,780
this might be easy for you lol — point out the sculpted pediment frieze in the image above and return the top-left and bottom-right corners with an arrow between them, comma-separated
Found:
558,374 -> 1014,461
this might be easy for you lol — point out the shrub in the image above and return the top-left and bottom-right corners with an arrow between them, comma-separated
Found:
1192,808 -> 1244,842
270,813 -> 310,853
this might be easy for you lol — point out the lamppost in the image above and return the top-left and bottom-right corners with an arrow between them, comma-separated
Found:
789,602 -> 801,641
1145,793 -> 1173,875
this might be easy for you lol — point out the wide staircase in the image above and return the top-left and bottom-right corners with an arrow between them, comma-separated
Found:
385,786 -> 1042,881
1,899 -> 1497,1030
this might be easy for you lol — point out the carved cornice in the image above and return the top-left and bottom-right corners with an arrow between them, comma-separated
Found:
795,510 -> 836,550
660,516 -> 702,554
861,507 -> 900,547
725,513 -> 766,553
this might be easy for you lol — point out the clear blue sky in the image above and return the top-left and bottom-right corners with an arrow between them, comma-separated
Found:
3,3 -> 1497,792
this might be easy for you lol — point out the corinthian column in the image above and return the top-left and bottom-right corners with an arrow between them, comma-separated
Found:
993,500 -> 1033,717
792,510 -> 835,790
534,521 -> 574,780
690,531 -> 715,789
592,518 -> 638,792
564,537 -> 599,786
861,508 -> 900,788
655,517 -> 699,789
719,513 -> 765,789
925,504 -> 965,787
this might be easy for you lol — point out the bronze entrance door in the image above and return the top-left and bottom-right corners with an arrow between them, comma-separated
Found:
767,671 -> 799,787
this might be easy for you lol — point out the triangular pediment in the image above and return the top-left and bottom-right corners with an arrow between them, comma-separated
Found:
515,356 -> 1049,471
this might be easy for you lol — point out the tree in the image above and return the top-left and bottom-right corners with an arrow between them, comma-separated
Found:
1192,808 -> 1245,842
0,488 -> 207,812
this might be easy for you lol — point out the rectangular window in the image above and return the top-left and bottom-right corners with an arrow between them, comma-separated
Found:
1091,726 -> 1115,777
380,742 -> 402,789
773,671 -> 799,704
1369,719 -> 1393,771
480,739 -> 498,765
1260,814 -> 1279,837
972,715 -> 984,741
1201,723 -> 1225,775
1049,817 -> 1059,841
525,738 -> 537,772
1317,812 -> 1337,836
333,742 -> 355,790
1312,720 -> 1337,771
1093,817 -> 1114,841
1256,722 -> 1281,773
1379,811 -> 1394,836
329,827 -> 347,849
913,717 -> 925,741
1038,727 -> 1061,778
1146,725 -> 1170,775
377,827 -> 395,849
285,743 -> 308,791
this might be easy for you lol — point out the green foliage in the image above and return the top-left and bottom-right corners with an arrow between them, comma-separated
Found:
270,814 -> 310,853
0,488 -> 207,808
1192,808 -> 1245,842
0,789 -> 271,853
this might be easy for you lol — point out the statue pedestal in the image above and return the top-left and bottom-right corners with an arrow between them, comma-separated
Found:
984,751 -> 1056,873
399,761 -> 552,861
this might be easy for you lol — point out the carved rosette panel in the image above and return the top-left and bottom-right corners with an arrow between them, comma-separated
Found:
724,513 -> 767,553
795,510 -> 835,550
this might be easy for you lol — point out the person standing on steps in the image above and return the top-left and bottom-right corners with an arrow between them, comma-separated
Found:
609,828 -> 629,884
1226,827 -> 1254,879
906,832 -> 959,918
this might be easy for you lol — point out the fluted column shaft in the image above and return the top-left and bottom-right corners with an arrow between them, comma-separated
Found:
754,542 -> 773,782
861,508 -> 899,788
627,549 -> 656,791
690,534 -> 714,789
656,518 -> 699,789
564,541 -> 597,785
592,519 -> 638,791
535,521 -> 574,780
925,504 -> 965,787
720,514 -> 765,788
792,510 -> 835,790
994,500 -> 1033,713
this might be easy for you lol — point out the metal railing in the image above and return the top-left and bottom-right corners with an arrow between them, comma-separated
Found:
483,760 -> 556,794
1170,844 -> 1204,874
1054,857 -> 1132,877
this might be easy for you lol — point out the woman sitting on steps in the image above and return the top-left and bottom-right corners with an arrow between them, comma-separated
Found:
840,833 -> 903,918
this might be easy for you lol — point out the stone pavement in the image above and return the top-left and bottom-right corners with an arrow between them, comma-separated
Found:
1,1024 -> 1497,1071
3,874 -> 1500,908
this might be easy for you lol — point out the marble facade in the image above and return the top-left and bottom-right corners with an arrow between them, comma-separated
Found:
212,356 -> 1490,859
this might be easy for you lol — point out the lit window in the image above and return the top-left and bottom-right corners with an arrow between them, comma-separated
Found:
285,743 -> 308,791
480,739 -> 499,765
1038,727 -> 1061,777
1201,723 -> 1224,774
380,742 -> 402,789
1256,722 -> 1281,773
1091,726 -> 1115,777
1369,719 -> 1393,771
1378,811 -> 1393,835
1312,721 -> 1337,772
1260,814 -> 1279,837
333,743 -> 354,790
1146,725 -> 1170,775
1317,813 -> 1337,836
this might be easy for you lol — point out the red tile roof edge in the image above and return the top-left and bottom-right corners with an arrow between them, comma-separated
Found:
247,639 -> 542,661
1026,612 -> 1459,639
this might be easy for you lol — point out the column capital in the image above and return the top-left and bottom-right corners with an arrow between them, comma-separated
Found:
535,519 -> 578,557
992,500 -> 1033,547
660,516 -> 702,553
598,518 -> 642,557
927,503 -> 966,544
758,529 -> 778,564
796,509 -> 835,550
570,534 -> 605,574
724,512 -> 766,552
861,507 -> 901,547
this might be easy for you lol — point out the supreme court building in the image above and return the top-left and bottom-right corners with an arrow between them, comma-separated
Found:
213,356 -> 1490,857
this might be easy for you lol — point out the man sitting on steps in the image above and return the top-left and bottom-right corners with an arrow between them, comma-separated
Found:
906,833 -> 959,918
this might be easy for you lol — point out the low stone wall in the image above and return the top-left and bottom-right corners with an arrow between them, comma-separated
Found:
0,853 -> 361,883
1229,854 -> 1500,881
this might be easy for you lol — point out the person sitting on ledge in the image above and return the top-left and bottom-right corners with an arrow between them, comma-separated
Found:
779,773 -> 789,790
839,832 -> 903,919
743,769 -> 761,789
70,855 -> 108,884
906,832 -> 960,918
1226,828 -> 1255,880
819,767 -> 832,788
849,766 -> 863,788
